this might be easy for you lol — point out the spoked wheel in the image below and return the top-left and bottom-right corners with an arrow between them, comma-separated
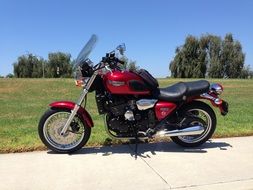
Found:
171,101 -> 216,147
38,108 -> 91,153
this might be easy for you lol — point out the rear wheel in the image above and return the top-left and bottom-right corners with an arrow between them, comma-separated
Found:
38,108 -> 91,153
171,101 -> 216,147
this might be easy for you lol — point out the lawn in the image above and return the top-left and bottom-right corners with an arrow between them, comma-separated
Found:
0,78 -> 253,153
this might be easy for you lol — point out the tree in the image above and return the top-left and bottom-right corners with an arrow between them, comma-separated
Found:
169,35 -> 206,78
6,73 -> 14,78
13,54 -> 46,78
13,52 -> 74,78
127,60 -> 139,71
220,34 -> 245,78
169,33 -> 245,78
240,65 -> 253,79
120,56 -> 139,72
204,35 -> 223,78
47,52 -> 73,78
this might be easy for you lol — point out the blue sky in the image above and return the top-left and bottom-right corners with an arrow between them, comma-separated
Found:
0,0 -> 252,77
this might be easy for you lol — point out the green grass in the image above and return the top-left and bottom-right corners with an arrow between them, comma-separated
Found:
0,78 -> 252,153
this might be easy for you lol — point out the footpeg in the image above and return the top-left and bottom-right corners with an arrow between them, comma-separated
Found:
146,128 -> 155,137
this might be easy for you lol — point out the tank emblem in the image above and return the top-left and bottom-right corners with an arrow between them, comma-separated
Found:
108,80 -> 125,86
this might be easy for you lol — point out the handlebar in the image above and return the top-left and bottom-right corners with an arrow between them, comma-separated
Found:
92,51 -> 126,74
101,56 -> 124,66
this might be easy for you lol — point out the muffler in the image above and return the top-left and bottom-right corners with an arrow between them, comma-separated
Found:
155,125 -> 205,137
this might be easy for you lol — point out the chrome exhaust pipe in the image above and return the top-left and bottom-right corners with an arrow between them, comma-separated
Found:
155,126 -> 205,137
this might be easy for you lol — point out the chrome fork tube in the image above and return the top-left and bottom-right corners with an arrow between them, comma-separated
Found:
60,72 -> 97,135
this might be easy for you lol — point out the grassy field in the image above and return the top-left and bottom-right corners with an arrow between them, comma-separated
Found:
0,78 -> 253,153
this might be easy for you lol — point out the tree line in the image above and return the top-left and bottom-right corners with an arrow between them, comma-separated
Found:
169,33 -> 251,78
11,33 -> 252,78
13,52 -> 73,78
12,52 -> 139,78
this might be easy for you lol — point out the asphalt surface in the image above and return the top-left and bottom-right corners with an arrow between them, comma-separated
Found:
0,136 -> 253,190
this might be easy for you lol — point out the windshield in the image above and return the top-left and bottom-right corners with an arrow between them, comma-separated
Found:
75,34 -> 98,67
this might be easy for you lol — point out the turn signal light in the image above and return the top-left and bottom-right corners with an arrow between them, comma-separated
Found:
75,80 -> 84,87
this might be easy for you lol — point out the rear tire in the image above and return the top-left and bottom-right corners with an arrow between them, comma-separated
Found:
171,101 -> 216,147
38,108 -> 91,153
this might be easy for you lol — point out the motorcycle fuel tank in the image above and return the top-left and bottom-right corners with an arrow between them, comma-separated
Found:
104,70 -> 150,95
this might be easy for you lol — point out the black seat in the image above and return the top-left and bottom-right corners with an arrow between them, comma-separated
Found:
154,80 -> 210,102
185,80 -> 210,96
154,82 -> 187,102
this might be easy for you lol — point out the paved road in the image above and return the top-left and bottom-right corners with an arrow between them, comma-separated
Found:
0,136 -> 253,190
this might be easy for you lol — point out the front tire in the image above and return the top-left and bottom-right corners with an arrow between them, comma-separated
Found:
171,101 -> 216,147
38,108 -> 91,153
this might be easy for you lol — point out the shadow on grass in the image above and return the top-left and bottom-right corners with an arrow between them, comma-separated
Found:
47,139 -> 232,158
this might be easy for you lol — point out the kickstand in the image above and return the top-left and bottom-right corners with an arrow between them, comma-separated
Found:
130,122 -> 139,159
134,129 -> 139,159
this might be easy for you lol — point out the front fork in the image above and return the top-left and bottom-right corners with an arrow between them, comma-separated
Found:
60,72 -> 97,135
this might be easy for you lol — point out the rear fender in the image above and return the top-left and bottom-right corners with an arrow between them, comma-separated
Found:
49,101 -> 94,127
193,93 -> 228,116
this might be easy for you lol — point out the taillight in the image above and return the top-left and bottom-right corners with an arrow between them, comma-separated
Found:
214,98 -> 222,105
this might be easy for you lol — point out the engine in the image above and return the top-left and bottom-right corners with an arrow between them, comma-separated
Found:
95,92 -> 156,137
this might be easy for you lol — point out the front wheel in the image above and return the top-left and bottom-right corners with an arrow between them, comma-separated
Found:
171,101 -> 216,147
38,108 -> 91,153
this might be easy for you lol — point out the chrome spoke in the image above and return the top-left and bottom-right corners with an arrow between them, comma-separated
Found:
178,109 -> 212,143
43,112 -> 85,150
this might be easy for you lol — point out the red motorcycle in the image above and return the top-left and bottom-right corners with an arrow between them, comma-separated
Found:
38,35 -> 228,153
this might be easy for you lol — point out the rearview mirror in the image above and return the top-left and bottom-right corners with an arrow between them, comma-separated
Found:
116,43 -> 126,55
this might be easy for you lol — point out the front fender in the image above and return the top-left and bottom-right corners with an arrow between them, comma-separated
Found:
49,101 -> 94,127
